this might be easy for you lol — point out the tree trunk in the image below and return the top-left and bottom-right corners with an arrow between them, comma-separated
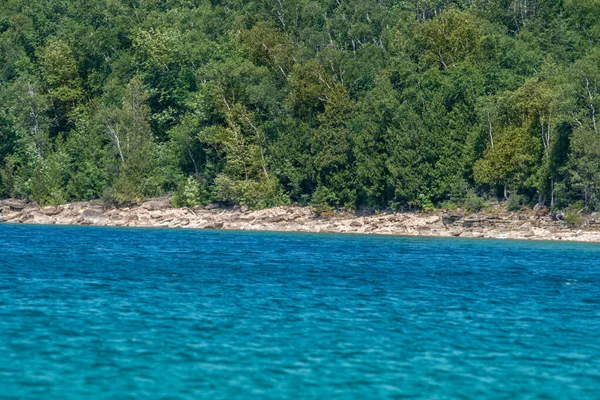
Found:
550,178 -> 555,208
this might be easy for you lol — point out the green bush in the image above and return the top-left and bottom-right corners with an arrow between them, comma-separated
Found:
311,186 -> 337,215
564,212 -> 585,228
564,201 -> 586,228
463,191 -> 488,213
416,194 -> 435,212
213,174 -> 288,209
30,150 -> 69,206
172,175 -> 209,208
438,201 -> 458,211
507,193 -> 526,211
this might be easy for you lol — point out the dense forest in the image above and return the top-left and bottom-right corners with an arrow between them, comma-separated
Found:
1,0 -> 600,213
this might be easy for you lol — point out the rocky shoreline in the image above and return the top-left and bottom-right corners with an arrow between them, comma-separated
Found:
2,198 -> 600,242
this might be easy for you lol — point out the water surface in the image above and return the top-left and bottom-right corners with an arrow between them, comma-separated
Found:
1,224 -> 599,399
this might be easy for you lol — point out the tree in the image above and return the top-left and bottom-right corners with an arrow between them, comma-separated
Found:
311,83 -> 357,208
474,126 -> 537,198
417,8 -> 486,69
102,77 -> 163,203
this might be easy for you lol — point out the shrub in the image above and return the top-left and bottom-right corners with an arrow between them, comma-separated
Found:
564,201 -> 586,228
438,201 -> 458,211
172,175 -> 208,208
30,150 -> 69,206
463,191 -> 487,213
416,194 -> 435,212
564,212 -> 585,228
311,187 -> 335,216
507,193 -> 525,212
213,174 -> 288,209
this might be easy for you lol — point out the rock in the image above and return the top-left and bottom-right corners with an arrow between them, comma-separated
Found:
554,212 -> 565,221
149,210 -> 165,219
462,215 -> 488,228
0,212 -> 21,222
141,199 -> 171,211
519,222 -> 534,231
30,212 -> 52,224
40,206 -> 63,216
205,221 -> 224,229
425,215 -> 441,224
268,215 -> 286,223
442,213 -> 464,226
3,199 -> 27,210
534,205 -> 549,216
522,230 -> 535,238
403,216 -> 429,228
82,209 -> 108,224
205,203 -> 219,210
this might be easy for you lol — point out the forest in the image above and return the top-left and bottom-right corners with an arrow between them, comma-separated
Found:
1,0 -> 600,213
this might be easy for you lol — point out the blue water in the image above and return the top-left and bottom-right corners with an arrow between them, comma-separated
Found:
1,225 -> 599,399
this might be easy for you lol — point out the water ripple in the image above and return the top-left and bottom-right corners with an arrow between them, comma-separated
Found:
1,225 -> 600,399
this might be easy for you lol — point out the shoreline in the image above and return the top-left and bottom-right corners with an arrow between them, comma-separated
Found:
2,198 -> 600,243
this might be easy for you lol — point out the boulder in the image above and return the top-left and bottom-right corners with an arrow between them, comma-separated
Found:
30,212 -> 52,225
522,230 -> 535,238
40,206 -> 63,216
554,212 -> 565,221
126,214 -> 139,222
149,210 -> 166,219
267,215 -> 286,223
534,204 -> 550,216
205,221 -> 224,229
462,215 -> 488,228
3,199 -> 27,210
442,213 -> 464,226
141,199 -> 171,211
0,212 -> 21,222
82,209 -> 108,224
519,222 -> 534,231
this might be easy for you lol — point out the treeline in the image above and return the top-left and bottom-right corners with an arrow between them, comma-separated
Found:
1,0 -> 600,212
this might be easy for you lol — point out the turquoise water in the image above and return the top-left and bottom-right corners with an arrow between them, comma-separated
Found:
1,225 -> 599,399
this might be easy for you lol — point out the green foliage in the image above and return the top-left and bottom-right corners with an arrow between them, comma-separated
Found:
474,126 -> 537,194
416,194 -> 435,212
101,78 -> 167,204
172,176 -> 208,208
507,194 -> 526,212
564,201 -> 586,228
1,0 -> 600,212
31,147 -> 69,206
213,173 -> 286,210
463,192 -> 488,213
417,8 -> 487,69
